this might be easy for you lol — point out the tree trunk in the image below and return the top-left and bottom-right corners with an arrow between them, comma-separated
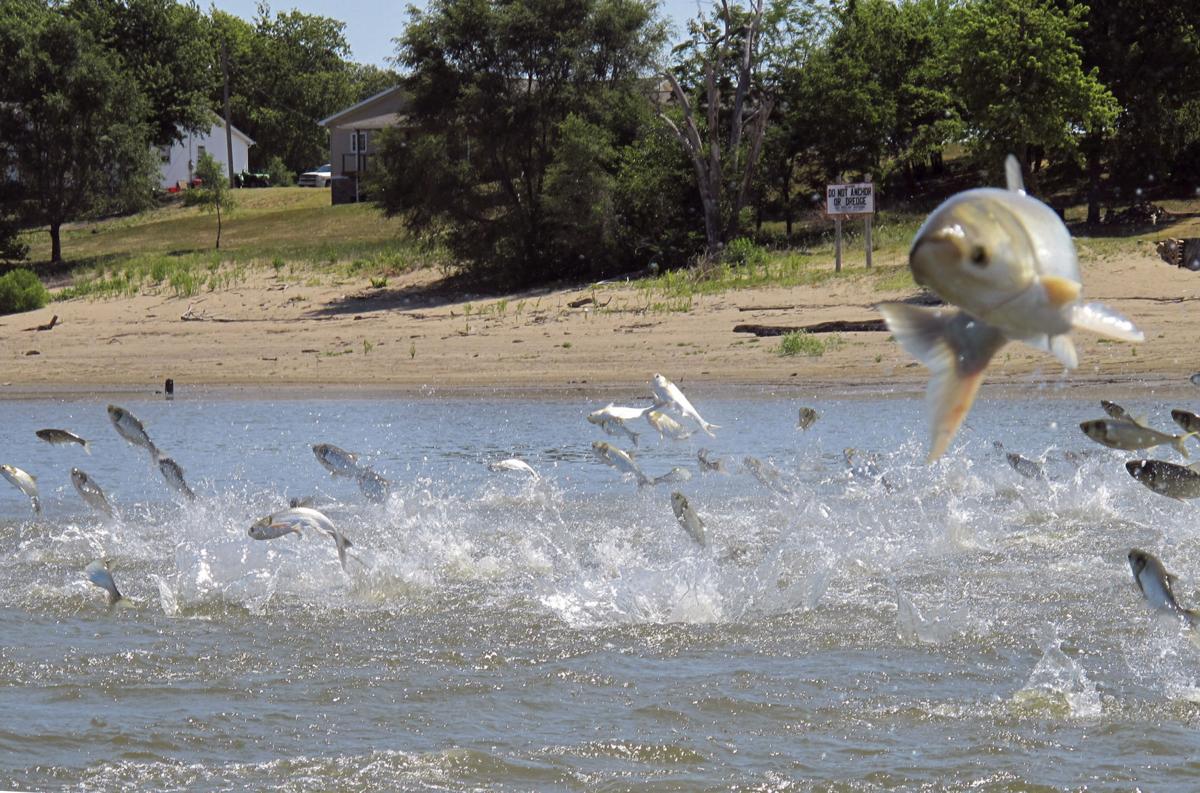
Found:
215,203 -> 222,250
782,167 -> 792,241
50,222 -> 62,264
1085,138 -> 1103,226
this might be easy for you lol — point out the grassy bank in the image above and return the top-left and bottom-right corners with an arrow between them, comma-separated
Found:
20,187 -> 445,299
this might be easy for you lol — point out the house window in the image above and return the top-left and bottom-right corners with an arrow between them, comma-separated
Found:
157,144 -> 171,163
197,145 -> 206,160
350,131 -> 367,153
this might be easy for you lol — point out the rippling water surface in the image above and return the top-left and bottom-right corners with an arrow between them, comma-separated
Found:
3,389 -> 1200,790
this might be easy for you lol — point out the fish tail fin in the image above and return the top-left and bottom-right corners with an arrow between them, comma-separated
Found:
700,422 -> 718,438
82,441 -> 92,455
1049,335 -> 1078,369
1176,433 -> 1198,458
631,431 -> 640,448
878,303 -> 1008,463
1071,302 -> 1144,343
1004,154 -> 1026,194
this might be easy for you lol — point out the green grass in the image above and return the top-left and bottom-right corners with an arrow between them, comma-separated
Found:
778,330 -> 826,357
22,187 -> 447,299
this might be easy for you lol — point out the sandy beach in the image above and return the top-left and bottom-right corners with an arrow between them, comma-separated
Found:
2,241 -> 1197,399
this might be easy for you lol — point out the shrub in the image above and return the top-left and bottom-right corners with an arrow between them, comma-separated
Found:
778,330 -> 825,357
0,268 -> 49,315
265,155 -> 294,187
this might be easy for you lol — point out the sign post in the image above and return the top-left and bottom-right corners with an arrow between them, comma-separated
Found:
826,182 -> 875,270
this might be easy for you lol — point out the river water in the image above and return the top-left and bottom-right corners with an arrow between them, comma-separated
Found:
2,388 -> 1200,790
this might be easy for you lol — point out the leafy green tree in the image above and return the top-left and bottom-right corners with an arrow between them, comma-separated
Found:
213,6 -> 358,173
373,0 -> 666,285
190,152 -> 237,249
951,0 -> 1117,188
0,269 -> 49,315
69,0 -> 215,146
347,62 -> 400,103
0,0 -> 158,263
1077,0 -> 1200,221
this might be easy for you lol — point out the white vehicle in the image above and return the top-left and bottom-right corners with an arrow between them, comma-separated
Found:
298,164 -> 332,187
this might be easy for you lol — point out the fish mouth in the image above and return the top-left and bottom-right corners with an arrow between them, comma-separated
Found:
910,226 -> 968,285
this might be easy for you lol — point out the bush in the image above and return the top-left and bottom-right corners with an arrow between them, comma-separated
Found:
266,155 -> 294,187
0,268 -> 49,315
778,330 -> 825,357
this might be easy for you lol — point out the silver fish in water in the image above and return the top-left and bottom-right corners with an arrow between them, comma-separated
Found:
1172,409 -> 1200,435
670,491 -> 707,547
1126,459 -> 1200,501
36,428 -> 91,453
1080,419 -> 1194,456
488,458 -> 540,480
250,507 -> 353,571
797,407 -> 819,431
651,374 -> 718,437
1128,549 -> 1198,627
878,156 -> 1142,461
85,559 -> 123,607
592,441 -> 651,486
71,468 -> 113,516
587,406 -> 642,447
107,405 -> 158,456
312,443 -> 361,478
356,467 -> 390,503
697,448 -> 728,474
1,464 -> 40,515
157,456 -> 196,501
645,409 -> 693,441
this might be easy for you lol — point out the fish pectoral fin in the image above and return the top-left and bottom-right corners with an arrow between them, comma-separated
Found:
1071,302 -> 1144,342
1039,275 -> 1082,308
1004,154 -> 1026,195
1049,335 -> 1078,369
878,303 -> 1008,463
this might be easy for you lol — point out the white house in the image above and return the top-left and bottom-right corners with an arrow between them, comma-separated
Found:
158,114 -> 254,189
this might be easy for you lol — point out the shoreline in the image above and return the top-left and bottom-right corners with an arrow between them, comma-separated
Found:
3,239 -> 1198,401
0,373 -> 1194,402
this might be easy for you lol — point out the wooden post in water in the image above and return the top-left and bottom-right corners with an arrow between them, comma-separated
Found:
864,214 -> 873,269
834,216 -> 843,273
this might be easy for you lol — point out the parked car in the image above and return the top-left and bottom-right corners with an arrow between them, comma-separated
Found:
298,164 -> 332,187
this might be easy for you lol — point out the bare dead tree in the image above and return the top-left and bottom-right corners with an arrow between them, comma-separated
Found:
658,0 -> 774,257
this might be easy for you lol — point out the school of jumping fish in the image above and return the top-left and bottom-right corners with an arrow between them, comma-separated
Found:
4,155 -> 1200,627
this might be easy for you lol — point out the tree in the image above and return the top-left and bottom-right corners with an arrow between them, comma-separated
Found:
951,0 -> 1117,189
1077,0 -> 1200,222
191,152 -> 236,249
373,0 -> 666,285
661,0 -> 776,256
0,1 -> 158,263
213,6 -> 359,173
69,0 -> 216,146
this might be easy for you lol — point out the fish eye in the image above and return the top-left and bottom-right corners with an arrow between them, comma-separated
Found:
969,246 -> 989,267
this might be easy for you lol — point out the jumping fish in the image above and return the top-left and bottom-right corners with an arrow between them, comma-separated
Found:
85,559 -> 123,607
670,491 -> 707,547
35,429 -> 91,453
592,441 -> 651,486
488,458 -> 540,480
250,507 -> 353,571
587,405 -> 643,447
744,456 -> 790,495
1128,549 -> 1198,627
71,468 -> 113,516
797,407 -> 819,430
107,405 -> 158,456
645,409 -> 693,441
1126,459 -> 1200,501
877,155 -> 1142,462
1172,409 -> 1200,435
651,374 -> 719,437
1006,452 -> 1046,481
1101,400 -> 1146,426
355,467 -> 390,503
157,456 -> 196,501
1,464 -> 40,515
697,448 -> 728,474
1080,419 -> 1194,456
652,466 -> 693,486
312,443 -> 361,478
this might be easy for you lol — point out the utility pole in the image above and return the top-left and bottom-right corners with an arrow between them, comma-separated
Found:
221,41 -> 236,189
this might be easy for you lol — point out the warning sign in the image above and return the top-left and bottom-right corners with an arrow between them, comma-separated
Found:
826,183 -> 874,215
